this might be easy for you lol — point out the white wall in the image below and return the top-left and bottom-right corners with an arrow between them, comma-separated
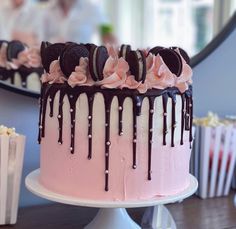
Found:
0,27 -> 236,207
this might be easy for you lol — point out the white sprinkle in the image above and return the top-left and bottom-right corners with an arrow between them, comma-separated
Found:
119,131 -> 124,136
39,125 -> 43,129
106,141 -> 111,146
105,153 -> 109,157
150,109 -> 154,114
70,95 -> 73,98
49,98 -> 52,102
150,129 -> 153,132
105,170 -> 109,174
105,123 -> 109,127
133,165 -> 137,169
88,116 -> 92,120
58,142 -> 62,145
164,112 -> 167,116
118,106 -> 123,111
88,134 -> 92,138
70,109 -> 73,112
133,139 -> 137,143
70,147 -> 73,151
137,102 -> 141,106
58,115 -> 61,118
189,104 -> 192,107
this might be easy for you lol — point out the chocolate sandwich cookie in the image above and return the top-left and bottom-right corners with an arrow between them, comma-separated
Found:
150,48 -> 182,77
40,41 -> 51,62
59,43 -> 89,77
119,44 -> 131,60
41,42 -> 65,73
84,43 -> 96,52
6,40 -> 26,61
127,50 -> 146,83
170,46 -> 190,64
148,46 -> 164,56
89,45 -> 109,81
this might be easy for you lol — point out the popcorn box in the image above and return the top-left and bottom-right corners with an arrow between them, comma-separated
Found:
191,122 -> 236,199
0,133 -> 25,225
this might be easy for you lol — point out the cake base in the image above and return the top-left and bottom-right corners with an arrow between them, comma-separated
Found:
25,169 -> 198,228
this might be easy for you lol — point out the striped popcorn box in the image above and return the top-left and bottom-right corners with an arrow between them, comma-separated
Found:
0,126 -> 25,225
191,113 -> 236,198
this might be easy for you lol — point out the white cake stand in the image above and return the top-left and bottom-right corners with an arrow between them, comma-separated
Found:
25,169 -> 198,229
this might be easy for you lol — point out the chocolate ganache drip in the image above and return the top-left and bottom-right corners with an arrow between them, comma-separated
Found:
148,96 -> 155,180
38,84 -> 193,191
87,93 -> 95,159
180,94 -> 185,145
162,93 -> 168,145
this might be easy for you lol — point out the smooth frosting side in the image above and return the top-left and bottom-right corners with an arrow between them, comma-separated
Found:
40,91 -> 191,200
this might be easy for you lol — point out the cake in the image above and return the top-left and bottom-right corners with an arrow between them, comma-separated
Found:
0,40 -> 42,91
38,42 -> 193,201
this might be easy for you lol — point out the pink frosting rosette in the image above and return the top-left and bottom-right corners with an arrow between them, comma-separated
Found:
41,60 -> 67,84
67,57 -> 94,87
97,46 -> 129,89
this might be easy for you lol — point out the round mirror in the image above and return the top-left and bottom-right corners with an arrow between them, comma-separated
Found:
0,0 -> 235,97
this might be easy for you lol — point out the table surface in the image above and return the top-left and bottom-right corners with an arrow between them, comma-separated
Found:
1,192 -> 236,229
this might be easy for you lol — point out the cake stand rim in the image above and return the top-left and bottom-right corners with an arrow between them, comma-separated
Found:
25,169 -> 198,208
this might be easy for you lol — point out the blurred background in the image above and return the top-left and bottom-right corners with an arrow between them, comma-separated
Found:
0,0 -> 235,57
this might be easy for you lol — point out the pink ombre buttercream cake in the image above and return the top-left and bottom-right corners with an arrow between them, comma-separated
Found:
38,42 -> 193,200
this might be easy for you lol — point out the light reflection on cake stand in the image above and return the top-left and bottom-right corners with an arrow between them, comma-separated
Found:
25,169 -> 198,229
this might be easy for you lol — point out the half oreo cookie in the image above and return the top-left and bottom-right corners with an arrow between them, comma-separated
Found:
6,40 -> 26,61
170,46 -> 190,64
151,48 -> 182,77
148,46 -> 164,56
89,45 -> 109,81
127,50 -> 146,82
59,44 -> 89,77
119,44 -> 131,60
41,42 -> 65,73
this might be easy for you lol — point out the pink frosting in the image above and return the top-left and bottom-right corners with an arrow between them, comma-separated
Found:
67,57 -> 94,87
41,45 -> 192,94
121,53 -> 192,94
41,60 -> 67,84
97,46 -> 129,89
0,44 -> 41,69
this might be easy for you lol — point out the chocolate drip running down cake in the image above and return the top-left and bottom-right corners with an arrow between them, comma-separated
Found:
38,42 -> 193,200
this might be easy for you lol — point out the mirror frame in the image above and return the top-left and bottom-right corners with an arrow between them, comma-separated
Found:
0,12 -> 235,99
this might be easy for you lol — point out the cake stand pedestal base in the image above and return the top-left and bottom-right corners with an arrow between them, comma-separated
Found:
85,208 -> 140,229
25,169 -> 198,229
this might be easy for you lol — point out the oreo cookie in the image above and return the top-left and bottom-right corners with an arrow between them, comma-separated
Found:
151,48 -> 182,77
84,43 -> 96,52
119,44 -> 131,60
41,42 -> 65,73
60,44 -> 89,77
148,46 -> 164,56
127,50 -> 146,82
6,40 -> 26,61
89,45 -> 109,81
170,46 -> 190,64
